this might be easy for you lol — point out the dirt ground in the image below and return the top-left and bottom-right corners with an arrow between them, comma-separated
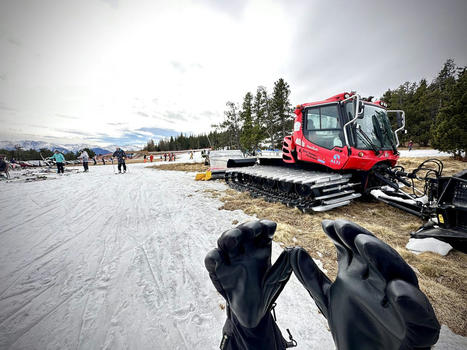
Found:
154,157 -> 467,335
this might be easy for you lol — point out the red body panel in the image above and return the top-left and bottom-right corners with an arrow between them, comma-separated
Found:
284,92 -> 399,171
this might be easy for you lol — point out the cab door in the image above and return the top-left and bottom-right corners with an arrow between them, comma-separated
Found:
299,104 -> 348,170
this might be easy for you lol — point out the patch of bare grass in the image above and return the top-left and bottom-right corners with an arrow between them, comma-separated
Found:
398,157 -> 465,177
148,162 -> 208,172
203,189 -> 222,198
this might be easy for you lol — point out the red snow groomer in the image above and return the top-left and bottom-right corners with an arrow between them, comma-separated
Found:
282,92 -> 402,172
227,92 -> 406,212
225,92 -> 467,251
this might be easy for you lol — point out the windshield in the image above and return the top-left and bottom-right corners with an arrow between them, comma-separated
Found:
345,103 -> 396,150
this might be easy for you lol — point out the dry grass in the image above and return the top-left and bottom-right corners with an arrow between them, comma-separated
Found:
398,157 -> 465,177
209,156 -> 467,335
148,162 -> 208,172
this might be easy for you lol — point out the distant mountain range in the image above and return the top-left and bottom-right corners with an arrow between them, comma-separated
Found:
0,140 -> 142,154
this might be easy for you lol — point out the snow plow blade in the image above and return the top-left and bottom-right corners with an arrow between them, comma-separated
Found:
373,168 -> 467,252
411,226 -> 466,253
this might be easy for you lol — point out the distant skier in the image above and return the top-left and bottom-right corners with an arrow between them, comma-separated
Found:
113,147 -> 127,173
164,153 -> 167,161
0,155 -> 9,178
190,151 -> 193,160
144,154 -> 147,163
48,150 -> 65,174
150,154 -> 154,163
408,140 -> 414,151
102,157 -> 106,165
92,157 -> 97,165
78,149 -> 89,172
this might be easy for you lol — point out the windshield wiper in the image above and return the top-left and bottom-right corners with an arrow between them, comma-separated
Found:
356,126 -> 381,155
375,111 -> 397,153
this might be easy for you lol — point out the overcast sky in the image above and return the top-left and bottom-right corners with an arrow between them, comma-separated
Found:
0,0 -> 466,147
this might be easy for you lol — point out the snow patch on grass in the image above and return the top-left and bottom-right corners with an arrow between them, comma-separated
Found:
406,238 -> 453,256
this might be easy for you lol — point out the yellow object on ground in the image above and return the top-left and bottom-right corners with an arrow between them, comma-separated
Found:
195,170 -> 212,181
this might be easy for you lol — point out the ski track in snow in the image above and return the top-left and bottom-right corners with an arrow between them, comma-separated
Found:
0,157 -> 465,349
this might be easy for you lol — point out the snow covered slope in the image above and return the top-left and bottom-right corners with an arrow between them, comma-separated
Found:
0,163 -> 465,349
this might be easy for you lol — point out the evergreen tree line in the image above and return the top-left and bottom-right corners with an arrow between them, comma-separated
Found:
382,59 -> 466,157
143,131 -> 231,152
0,147 -> 96,161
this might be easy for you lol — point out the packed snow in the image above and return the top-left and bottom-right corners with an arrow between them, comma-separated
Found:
406,238 -> 453,256
0,153 -> 465,349
399,149 -> 451,157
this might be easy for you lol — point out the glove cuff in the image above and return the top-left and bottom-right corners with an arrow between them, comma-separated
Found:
220,306 -> 287,350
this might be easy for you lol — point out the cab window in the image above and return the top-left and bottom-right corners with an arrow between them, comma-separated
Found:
304,105 -> 344,149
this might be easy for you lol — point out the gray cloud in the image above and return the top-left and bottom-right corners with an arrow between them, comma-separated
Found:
56,113 -> 79,120
170,61 -> 203,74
107,122 -> 126,126
137,111 -> 150,118
7,37 -> 21,47
0,102 -> 16,112
164,110 -> 188,122
171,61 -> 185,73
160,118 -> 176,124
200,0 -> 247,19
55,128 -> 90,136
100,0 -> 119,9
201,110 -> 216,118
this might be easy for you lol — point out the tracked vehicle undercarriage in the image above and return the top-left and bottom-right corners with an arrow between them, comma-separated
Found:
225,165 -> 361,212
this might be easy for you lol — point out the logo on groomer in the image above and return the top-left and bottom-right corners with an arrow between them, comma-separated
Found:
331,154 -> 341,165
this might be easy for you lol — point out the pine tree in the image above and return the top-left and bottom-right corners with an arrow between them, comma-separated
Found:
434,58 -> 457,109
270,78 -> 293,148
411,79 -> 432,146
145,139 -> 156,152
252,86 -> 269,149
239,92 -> 255,152
221,101 -> 241,149
80,148 -> 95,158
431,67 -> 467,158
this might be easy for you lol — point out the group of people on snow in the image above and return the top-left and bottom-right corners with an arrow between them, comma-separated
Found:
163,152 -> 176,162
144,152 -> 177,162
43,147 -> 127,174
143,154 -> 155,163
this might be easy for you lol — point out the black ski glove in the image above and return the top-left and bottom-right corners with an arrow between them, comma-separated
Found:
290,220 -> 440,350
205,220 -> 293,350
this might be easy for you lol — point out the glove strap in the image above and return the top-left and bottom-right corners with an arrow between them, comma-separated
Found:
271,303 -> 298,348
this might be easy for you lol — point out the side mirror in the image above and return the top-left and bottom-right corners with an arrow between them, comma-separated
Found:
358,100 -> 364,115
353,99 -> 364,117
396,112 -> 403,128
